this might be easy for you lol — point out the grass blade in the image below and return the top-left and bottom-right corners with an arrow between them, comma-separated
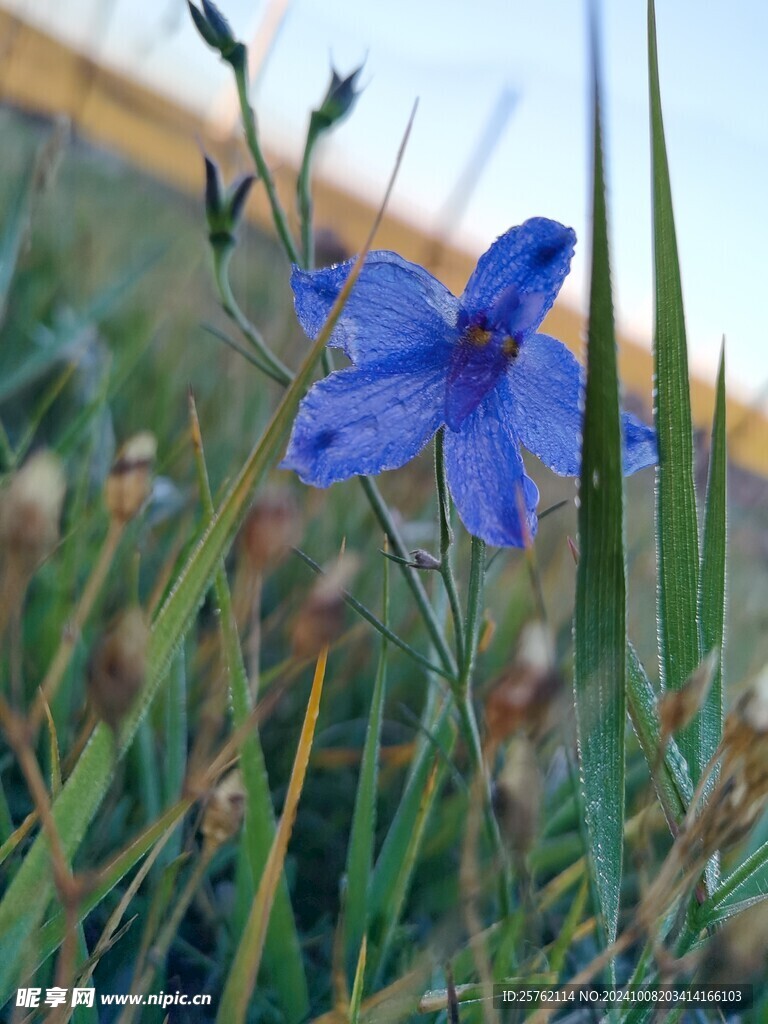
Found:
190,397 -> 309,1021
698,346 -> 727,770
697,840 -> 768,929
648,0 -> 702,775
216,649 -> 328,1024
626,646 -> 693,827
344,554 -> 388,977
572,20 -> 627,946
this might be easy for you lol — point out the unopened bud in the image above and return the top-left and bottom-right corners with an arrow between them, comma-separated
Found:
0,450 -> 66,572
311,65 -> 364,134
291,554 -> 357,659
188,1 -> 244,66
105,432 -> 156,524
408,548 -> 441,570
88,607 -> 148,731
203,154 -> 255,247
239,491 -> 301,573
485,621 -> 560,741
201,770 -> 245,850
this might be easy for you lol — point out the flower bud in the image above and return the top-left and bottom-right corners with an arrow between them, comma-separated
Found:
485,621 -> 561,742
290,555 -> 357,659
188,1 -> 244,66
311,66 -> 364,134
87,607 -> 148,731
105,432 -> 156,524
0,450 -> 66,574
201,770 -> 245,850
203,154 -> 255,247
239,491 -> 301,573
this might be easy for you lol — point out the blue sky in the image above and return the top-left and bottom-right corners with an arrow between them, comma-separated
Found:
9,0 -> 768,404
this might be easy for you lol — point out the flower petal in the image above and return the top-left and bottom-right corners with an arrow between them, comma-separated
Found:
443,389 -> 539,548
505,333 -> 657,476
281,355 -> 446,487
461,218 -> 576,332
291,252 -> 459,365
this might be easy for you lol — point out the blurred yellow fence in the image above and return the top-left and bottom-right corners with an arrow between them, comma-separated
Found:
0,7 -> 765,476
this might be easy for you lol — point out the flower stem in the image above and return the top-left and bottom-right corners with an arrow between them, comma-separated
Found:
458,535 -> 513,917
231,56 -> 300,266
212,245 -> 292,386
296,138 -> 315,269
434,430 -> 465,668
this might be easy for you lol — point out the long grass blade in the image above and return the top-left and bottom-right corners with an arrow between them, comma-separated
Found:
216,649 -> 328,1024
648,0 -> 702,775
573,17 -> 627,946
697,346 -> 727,770
190,396 -> 309,1020
344,554 -> 388,977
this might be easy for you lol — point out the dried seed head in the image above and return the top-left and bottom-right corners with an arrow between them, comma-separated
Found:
239,491 -> 301,572
492,735 -> 542,856
0,450 -> 66,572
485,621 -> 560,742
702,900 -> 768,983
105,432 -> 156,524
290,554 -> 357,659
658,649 -> 719,739
688,667 -> 768,857
87,607 -> 148,731
201,770 -> 245,850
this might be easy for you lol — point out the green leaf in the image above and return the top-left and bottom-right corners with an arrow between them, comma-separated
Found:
648,0 -> 702,774
697,347 -> 727,769
626,645 -> 693,827
344,556 -> 388,977
697,839 -> 768,929
573,27 -> 626,946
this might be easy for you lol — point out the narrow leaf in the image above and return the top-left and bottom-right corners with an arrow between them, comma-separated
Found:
697,346 -> 727,769
217,649 -> 328,1024
190,397 -> 308,1020
344,557 -> 388,976
648,0 -> 702,773
573,21 -> 627,945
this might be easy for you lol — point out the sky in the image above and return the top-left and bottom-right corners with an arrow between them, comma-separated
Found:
7,0 -> 768,405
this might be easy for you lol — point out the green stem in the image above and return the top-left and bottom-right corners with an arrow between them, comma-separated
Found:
232,55 -> 300,266
458,535 -> 512,917
212,245 -> 292,386
296,138 -> 316,269
359,475 -> 456,677
434,430 -> 465,668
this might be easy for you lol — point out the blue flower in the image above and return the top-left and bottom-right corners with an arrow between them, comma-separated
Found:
281,218 -> 657,547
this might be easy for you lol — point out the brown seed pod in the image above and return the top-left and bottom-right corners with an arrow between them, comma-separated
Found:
105,432 -> 156,523
87,607 -> 148,731
0,450 -> 66,574
201,770 -> 246,851
239,491 -> 301,573
290,554 -> 357,659
493,734 -> 542,856
485,621 -> 561,742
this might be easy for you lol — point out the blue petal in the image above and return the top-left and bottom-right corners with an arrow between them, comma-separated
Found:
505,333 -> 657,476
444,388 -> 539,548
461,218 -> 576,331
281,354 -> 446,487
445,340 -> 508,431
621,413 -> 658,473
290,252 -> 459,365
